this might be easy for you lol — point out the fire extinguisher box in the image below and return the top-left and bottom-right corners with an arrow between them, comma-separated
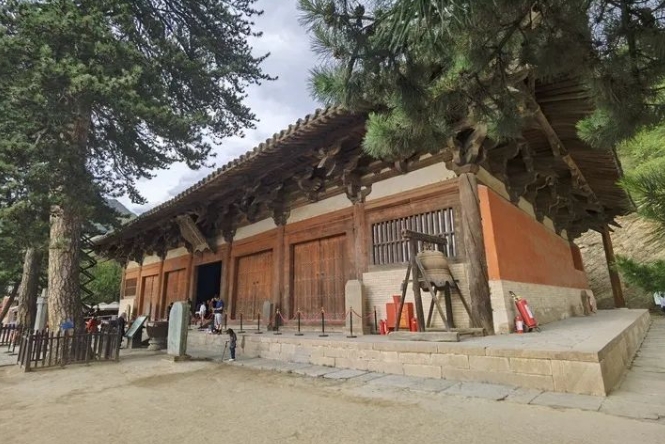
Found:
386,295 -> 413,331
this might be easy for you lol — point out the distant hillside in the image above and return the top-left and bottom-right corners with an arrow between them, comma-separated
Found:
107,199 -> 135,218
577,213 -> 662,309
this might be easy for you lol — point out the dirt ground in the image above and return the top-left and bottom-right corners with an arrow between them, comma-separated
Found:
1,352 -> 663,444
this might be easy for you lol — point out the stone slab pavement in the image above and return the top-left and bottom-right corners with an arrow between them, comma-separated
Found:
0,351 -> 17,367
187,314 -> 665,423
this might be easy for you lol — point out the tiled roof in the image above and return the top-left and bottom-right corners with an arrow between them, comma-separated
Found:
96,106 -> 360,244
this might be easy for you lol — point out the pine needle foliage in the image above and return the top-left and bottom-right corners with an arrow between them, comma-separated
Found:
299,0 -> 665,159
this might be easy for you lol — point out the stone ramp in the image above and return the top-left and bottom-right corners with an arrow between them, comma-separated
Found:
600,314 -> 665,420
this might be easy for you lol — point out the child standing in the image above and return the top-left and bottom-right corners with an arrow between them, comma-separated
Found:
226,328 -> 237,362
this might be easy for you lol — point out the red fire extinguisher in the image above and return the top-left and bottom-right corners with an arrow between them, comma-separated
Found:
379,319 -> 387,335
514,314 -> 524,334
510,291 -> 539,332
409,317 -> 418,332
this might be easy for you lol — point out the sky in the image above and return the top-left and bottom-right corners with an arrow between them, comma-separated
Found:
117,0 -> 320,214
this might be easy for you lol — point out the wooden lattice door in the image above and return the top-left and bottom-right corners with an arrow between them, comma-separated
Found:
140,275 -> 159,319
292,234 -> 347,320
234,250 -> 273,320
163,269 -> 187,318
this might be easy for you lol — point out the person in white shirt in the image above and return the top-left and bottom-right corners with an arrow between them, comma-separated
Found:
654,292 -> 665,313
198,302 -> 207,328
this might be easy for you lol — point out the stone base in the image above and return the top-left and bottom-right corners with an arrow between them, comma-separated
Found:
163,354 -> 191,362
187,309 -> 650,396
388,331 -> 460,342
147,338 -> 167,351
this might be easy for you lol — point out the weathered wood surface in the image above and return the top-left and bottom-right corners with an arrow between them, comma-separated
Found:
408,239 -> 427,332
601,226 -> 626,308
459,173 -> 494,334
16,248 -> 43,329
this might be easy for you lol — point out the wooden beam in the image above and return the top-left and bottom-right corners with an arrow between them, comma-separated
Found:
531,103 -> 600,206
459,172 -> 494,334
401,230 -> 448,246
408,239 -> 427,332
601,225 -> 626,308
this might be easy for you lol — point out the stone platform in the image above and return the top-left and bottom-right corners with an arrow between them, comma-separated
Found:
188,309 -> 651,396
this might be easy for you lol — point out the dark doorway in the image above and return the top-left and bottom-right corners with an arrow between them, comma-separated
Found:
195,261 -> 222,307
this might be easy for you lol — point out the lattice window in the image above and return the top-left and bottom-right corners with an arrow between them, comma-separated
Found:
124,278 -> 138,298
372,208 -> 456,265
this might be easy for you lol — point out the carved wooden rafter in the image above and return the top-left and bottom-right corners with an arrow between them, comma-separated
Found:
295,166 -> 326,202
342,152 -> 372,204
529,99 -> 601,208
212,204 -> 237,243
176,214 -> 213,254
267,183 -> 291,226
314,138 -> 345,177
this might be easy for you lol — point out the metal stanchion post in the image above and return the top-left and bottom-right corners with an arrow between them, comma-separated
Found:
239,312 -> 245,334
295,310 -> 303,336
347,308 -> 357,339
319,307 -> 328,338
255,312 -> 263,334
373,306 -> 378,335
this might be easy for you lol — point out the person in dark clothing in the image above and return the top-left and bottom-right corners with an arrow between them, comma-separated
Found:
226,328 -> 237,362
166,302 -> 174,321
117,313 -> 127,347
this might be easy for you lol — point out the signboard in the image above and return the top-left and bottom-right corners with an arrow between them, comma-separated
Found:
125,315 -> 148,339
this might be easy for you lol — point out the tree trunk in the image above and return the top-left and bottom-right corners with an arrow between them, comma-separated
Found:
47,104 -> 91,334
16,247 -> 43,329
459,172 -> 495,335
601,226 -> 626,308
48,204 -> 84,332
0,282 -> 20,326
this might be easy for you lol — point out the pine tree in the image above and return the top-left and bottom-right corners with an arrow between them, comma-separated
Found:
299,0 -> 665,158
0,0 -> 273,332
614,122 -> 665,294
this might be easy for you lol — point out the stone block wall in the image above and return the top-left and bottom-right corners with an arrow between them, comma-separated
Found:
362,263 -> 472,330
188,309 -> 651,396
490,280 -> 591,334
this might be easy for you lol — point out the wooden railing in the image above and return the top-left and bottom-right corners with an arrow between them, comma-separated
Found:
17,328 -> 122,372
0,325 -> 23,356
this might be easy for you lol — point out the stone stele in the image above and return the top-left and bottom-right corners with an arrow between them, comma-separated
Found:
167,302 -> 189,357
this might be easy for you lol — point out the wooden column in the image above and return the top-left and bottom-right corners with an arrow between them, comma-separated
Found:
134,262 -> 144,320
220,243 -> 232,306
274,225 -> 286,311
184,252 -> 195,305
155,257 -> 166,320
352,202 -> 368,279
458,171 -> 495,334
601,226 -> 626,308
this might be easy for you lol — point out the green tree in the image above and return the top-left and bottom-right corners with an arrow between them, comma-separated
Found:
299,0 -> 665,158
0,0 -> 273,331
614,123 -> 665,294
87,260 -> 123,305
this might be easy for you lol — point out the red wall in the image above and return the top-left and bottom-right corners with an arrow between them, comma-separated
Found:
479,186 -> 589,289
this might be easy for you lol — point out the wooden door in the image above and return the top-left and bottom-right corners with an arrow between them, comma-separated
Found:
234,250 -> 273,320
140,275 -> 159,319
163,269 -> 187,318
292,234 -> 347,320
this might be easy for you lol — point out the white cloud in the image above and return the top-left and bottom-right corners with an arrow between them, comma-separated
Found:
118,0 -> 319,214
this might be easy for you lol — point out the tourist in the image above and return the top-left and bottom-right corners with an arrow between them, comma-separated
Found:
654,292 -> 665,313
85,316 -> 99,333
226,328 -> 237,362
117,313 -> 127,347
213,296 -> 224,332
198,301 -> 207,328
